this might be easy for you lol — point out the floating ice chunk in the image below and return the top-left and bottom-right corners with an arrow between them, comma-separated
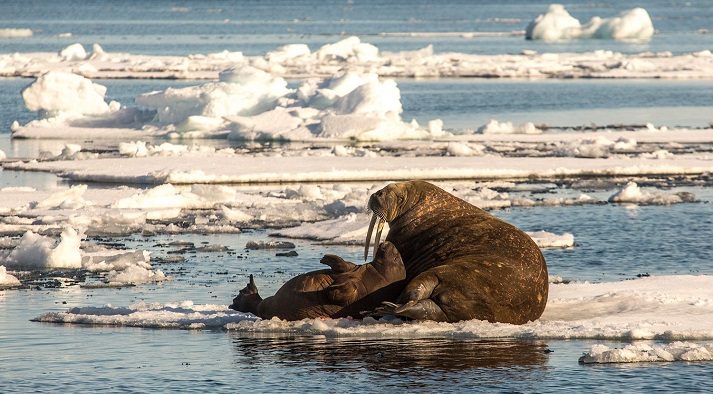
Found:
526,5 -> 654,41
59,43 -> 88,61
609,182 -> 695,205
525,4 -> 581,41
30,184 -> 90,210
34,302 -> 255,329
336,79 -> 402,116
265,44 -> 311,63
526,230 -> 575,248
106,264 -> 167,286
477,119 -> 541,134
559,136 -> 636,158
0,28 -> 33,38
315,36 -> 379,62
3,228 -> 82,270
227,108 -> 306,140
119,141 -> 149,157
0,265 -> 21,288
112,184 -> 236,210
83,250 -> 150,272
88,43 -> 107,60
446,142 -> 483,157
579,342 -> 713,364
22,71 -> 111,117
245,240 -> 295,250
583,8 -> 654,40
219,206 -> 253,222
137,66 -> 289,126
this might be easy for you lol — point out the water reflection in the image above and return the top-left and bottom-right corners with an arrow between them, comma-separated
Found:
230,334 -> 549,374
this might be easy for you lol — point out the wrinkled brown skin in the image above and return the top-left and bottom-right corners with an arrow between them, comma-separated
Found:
369,180 -> 548,324
229,241 -> 406,320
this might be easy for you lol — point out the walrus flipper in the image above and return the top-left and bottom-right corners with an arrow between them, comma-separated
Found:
371,270 -> 447,321
320,254 -> 357,273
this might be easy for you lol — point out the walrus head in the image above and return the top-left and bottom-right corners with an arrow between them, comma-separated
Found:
229,274 -> 263,314
365,181 -> 429,261
371,241 -> 406,280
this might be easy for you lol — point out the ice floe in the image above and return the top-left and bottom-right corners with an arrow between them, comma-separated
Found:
33,301 -> 255,329
273,213 -> 572,248
0,228 -> 166,287
477,120 -> 541,135
526,5 -> 654,41
22,71 -> 118,117
0,265 -> 21,288
2,37 -> 713,81
1,228 -> 82,270
0,28 -> 33,38
32,275 -> 713,340
609,182 -> 696,205
527,231 -> 574,249
16,68 -> 431,141
579,342 -> 713,364
9,155 -> 713,185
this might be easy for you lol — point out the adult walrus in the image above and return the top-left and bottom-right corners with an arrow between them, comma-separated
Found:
365,180 -> 548,324
229,241 -> 405,320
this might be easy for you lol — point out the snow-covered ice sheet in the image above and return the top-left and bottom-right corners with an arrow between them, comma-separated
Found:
33,275 -> 713,340
9,155 -> 713,185
2,38 -> 713,80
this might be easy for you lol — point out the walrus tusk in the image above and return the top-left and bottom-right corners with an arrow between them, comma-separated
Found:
364,213 -> 378,262
373,218 -> 385,260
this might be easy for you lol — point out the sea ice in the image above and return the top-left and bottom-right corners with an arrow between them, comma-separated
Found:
477,120 -> 541,135
579,342 -> 713,364
17,67 -> 432,141
608,182 -> 696,205
1,228 -> 82,270
0,28 -> 33,38
527,231 -> 575,248
4,37 -> 710,82
0,265 -> 21,287
22,71 -> 116,117
526,4 -> 654,41
33,275 -> 713,340
273,213 -> 572,248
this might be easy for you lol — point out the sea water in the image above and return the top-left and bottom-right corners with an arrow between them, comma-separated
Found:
2,0 -> 713,392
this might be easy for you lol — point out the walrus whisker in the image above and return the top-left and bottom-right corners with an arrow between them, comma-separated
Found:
364,213 -> 378,262
373,217 -> 385,260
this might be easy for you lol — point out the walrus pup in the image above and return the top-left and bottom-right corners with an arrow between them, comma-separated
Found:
229,241 -> 406,320
365,180 -> 548,324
